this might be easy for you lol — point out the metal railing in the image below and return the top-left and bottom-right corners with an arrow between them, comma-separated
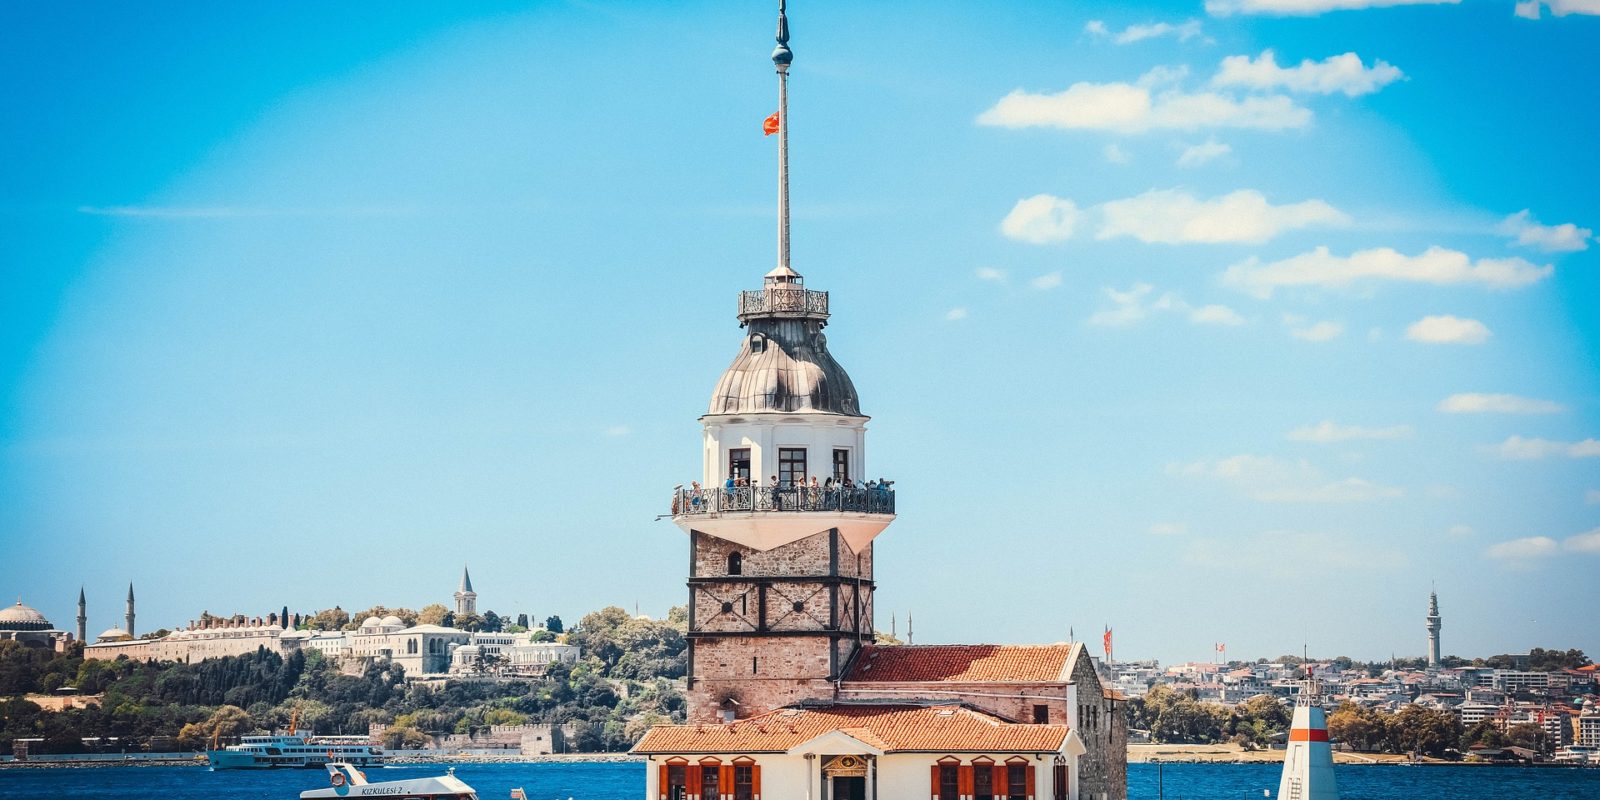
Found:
672,484 -> 894,516
738,288 -> 829,320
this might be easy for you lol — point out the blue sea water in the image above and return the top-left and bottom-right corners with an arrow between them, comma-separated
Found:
1,762 -> 1596,800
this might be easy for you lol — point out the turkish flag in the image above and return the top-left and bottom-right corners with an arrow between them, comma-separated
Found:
763,112 -> 780,135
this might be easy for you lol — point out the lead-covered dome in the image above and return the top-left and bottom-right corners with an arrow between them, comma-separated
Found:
708,269 -> 861,416
0,600 -> 51,630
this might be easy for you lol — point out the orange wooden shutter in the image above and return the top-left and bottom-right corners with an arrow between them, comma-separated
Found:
752,765 -> 762,800
659,765 -> 669,800
1025,766 -> 1036,800
993,765 -> 1006,798
931,765 -> 941,800
688,765 -> 701,800
721,765 -> 734,800
959,765 -> 974,799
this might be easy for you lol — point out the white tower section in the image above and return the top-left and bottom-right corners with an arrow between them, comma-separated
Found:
1278,669 -> 1338,800
125,583 -> 136,638
1426,591 -> 1442,669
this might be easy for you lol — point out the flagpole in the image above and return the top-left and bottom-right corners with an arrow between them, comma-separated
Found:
773,0 -> 792,272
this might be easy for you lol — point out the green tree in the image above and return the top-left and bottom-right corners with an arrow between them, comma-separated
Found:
1505,723 -> 1548,753
305,607 -> 349,631
545,615 -> 564,633
417,604 -> 450,626
1327,702 -> 1388,752
1387,705 -> 1459,758
481,611 -> 503,633
177,705 -> 253,749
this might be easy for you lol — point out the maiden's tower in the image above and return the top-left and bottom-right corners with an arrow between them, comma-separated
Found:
632,5 -> 1127,800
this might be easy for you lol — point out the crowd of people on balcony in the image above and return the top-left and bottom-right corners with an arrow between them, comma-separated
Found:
672,475 -> 893,515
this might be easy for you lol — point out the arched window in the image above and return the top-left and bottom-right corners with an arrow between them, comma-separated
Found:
728,552 -> 743,575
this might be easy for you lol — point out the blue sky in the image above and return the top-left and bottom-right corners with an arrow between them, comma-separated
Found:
2,0 -> 1596,665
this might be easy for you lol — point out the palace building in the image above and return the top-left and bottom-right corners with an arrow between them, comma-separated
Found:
632,6 -> 1127,800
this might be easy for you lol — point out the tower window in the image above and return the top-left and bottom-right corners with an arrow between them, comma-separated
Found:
752,657 -> 759,674
1033,704 -> 1049,724
833,449 -> 850,482
728,552 -> 743,575
793,601 -> 805,612
779,448 -> 807,486
721,602 -> 734,613
727,448 -> 751,482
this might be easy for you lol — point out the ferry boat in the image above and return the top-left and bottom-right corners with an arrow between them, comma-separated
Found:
206,734 -> 384,770
300,763 -> 477,799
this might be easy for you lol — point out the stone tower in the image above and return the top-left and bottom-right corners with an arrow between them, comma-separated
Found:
1426,590 -> 1442,668
124,583 -> 135,638
670,1 -> 897,724
76,587 -> 86,643
455,565 -> 477,617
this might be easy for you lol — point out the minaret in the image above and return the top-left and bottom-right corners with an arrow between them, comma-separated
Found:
1278,667 -> 1339,800
454,565 -> 477,617
670,1 -> 896,724
76,587 -> 87,643
1426,590 -> 1442,668
125,583 -> 135,638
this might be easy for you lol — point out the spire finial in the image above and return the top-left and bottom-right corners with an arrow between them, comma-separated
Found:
773,0 -> 793,277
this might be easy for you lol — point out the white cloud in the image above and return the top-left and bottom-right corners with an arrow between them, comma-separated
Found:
602,425 -> 631,437
1170,454 -> 1401,503
1030,271 -> 1064,290
1405,315 -> 1491,345
977,76 -> 1311,134
1206,0 -> 1461,16
1485,536 -> 1559,562
1498,210 -> 1592,253
1177,138 -> 1232,167
1103,143 -> 1132,164
1491,435 -> 1600,460
1586,489 -> 1600,505
1447,524 -> 1474,537
1515,0 -> 1600,18
1000,194 -> 1079,244
1288,420 -> 1413,442
1285,316 -> 1344,341
1098,189 -> 1346,244
975,267 -> 1007,282
1221,245 -> 1553,298
1566,528 -> 1600,553
1190,304 -> 1246,326
1150,522 -> 1189,536
1087,284 -> 1244,328
945,307 -> 968,321
1087,19 -> 1207,44
1213,50 -> 1403,96
1437,393 -> 1564,415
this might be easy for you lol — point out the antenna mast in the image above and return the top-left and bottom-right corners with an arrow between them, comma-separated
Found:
773,0 -> 793,273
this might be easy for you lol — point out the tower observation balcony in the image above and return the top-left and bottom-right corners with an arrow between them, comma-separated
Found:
670,482 -> 895,553
738,287 -> 829,323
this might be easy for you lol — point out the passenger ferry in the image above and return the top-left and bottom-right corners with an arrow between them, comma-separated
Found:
206,734 -> 384,770
300,763 -> 477,799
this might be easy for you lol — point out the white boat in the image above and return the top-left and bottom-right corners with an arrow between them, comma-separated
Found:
300,763 -> 478,799
207,734 -> 384,769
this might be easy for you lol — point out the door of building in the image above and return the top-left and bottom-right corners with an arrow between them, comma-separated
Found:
832,776 -> 865,800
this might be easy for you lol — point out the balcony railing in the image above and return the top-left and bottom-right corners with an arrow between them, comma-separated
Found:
738,288 -> 829,321
672,484 -> 895,517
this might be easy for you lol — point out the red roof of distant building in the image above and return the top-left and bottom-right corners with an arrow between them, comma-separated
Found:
844,644 -> 1075,683
632,705 -> 1069,755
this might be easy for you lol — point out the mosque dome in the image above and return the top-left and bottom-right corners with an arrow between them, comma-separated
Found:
709,273 -> 861,416
97,627 -> 131,642
380,615 -> 404,628
362,616 -> 383,629
0,601 -> 51,631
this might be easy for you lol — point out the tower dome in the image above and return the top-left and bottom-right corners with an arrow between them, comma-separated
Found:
709,268 -> 859,416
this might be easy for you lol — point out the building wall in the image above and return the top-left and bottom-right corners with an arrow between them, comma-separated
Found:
1065,656 -> 1126,800
838,681 -> 1072,725
644,750 -> 1073,800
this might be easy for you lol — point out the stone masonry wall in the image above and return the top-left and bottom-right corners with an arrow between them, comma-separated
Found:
688,636 -> 837,722
1070,654 -> 1128,800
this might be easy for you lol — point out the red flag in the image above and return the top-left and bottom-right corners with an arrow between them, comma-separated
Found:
1102,627 -> 1112,657
763,112 -> 780,136
1216,643 -> 1225,653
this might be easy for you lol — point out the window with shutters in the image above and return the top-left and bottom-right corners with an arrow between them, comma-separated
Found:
667,766 -> 687,800
1007,765 -> 1027,800
701,765 -> 720,800
938,765 -> 960,800
734,766 -> 754,800
974,765 -> 994,800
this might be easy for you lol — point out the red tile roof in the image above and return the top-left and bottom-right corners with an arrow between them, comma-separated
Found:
844,644 -> 1074,683
632,705 -> 1069,755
